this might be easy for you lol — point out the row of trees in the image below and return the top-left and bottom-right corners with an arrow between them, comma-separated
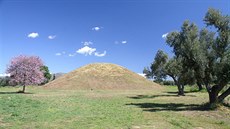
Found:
6,55 -> 51,93
144,8 -> 230,106
0,77 -> 10,86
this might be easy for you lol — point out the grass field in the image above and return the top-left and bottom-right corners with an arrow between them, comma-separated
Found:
0,86 -> 230,129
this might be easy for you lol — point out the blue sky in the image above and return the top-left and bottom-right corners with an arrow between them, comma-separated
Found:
0,0 -> 229,74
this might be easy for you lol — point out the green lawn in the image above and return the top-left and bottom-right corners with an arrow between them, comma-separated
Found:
0,86 -> 229,129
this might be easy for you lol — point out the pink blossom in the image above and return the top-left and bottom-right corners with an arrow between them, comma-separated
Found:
7,55 -> 45,86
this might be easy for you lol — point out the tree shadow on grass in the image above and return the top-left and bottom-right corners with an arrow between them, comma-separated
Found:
0,91 -> 33,94
223,102 -> 230,108
166,91 -> 201,94
128,94 -> 178,99
128,94 -> 196,99
126,102 -> 209,112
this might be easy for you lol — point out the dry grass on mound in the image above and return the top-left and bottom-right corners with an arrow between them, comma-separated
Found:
45,63 -> 161,90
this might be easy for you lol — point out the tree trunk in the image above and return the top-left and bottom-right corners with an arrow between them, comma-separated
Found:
22,85 -> 26,93
171,76 -> 185,96
208,84 -> 225,105
177,84 -> 185,96
197,82 -> 203,91
209,91 -> 218,104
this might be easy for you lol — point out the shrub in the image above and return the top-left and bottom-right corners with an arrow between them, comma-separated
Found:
0,77 -> 10,86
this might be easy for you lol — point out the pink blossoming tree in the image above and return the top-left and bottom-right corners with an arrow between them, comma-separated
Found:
7,55 -> 45,93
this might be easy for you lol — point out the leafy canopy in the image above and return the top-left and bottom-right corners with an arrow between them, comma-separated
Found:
7,55 -> 45,86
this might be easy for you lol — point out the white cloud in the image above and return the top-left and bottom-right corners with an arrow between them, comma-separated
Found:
95,51 -> 106,57
68,54 -> 76,57
115,40 -> 127,44
82,41 -> 93,46
76,46 -> 96,56
162,33 -> 168,39
55,51 -> 65,56
48,35 -> 56,39
121,40 -> 127,44
28,32 -> 39,38
92,26 -> 102,31
55,53 -> 62,56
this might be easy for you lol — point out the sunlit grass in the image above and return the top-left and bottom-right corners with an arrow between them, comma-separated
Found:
0,86 -> 229,129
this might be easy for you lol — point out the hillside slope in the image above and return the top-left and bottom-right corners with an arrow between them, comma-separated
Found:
45,63 -> 160,90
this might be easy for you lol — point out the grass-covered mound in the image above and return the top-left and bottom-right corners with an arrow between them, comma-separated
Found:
45,63 -> 160,90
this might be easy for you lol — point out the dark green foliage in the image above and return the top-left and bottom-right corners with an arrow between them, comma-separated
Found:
146,8 -> 229,101
145,50 -> 193,95
143,67 -> 152,79
166,8 -> 230,105
40,66 -> 51,84
0,77 -> 10,86
150,50 -> 168,82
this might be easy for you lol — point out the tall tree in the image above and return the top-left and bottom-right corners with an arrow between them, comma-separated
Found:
166,8 -> 230,105
145,50 -> 194,95
7,55 -> 45,93
204,8 -> 230,104
40,65 -> 51,84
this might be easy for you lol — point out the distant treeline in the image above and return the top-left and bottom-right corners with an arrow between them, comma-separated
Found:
0,73 -> 65,87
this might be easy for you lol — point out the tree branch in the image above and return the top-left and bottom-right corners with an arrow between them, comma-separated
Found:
218,87 -> 230,102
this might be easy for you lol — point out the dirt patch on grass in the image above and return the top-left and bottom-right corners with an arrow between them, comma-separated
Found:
0,116 -> 10,128
181,107 -> 230,120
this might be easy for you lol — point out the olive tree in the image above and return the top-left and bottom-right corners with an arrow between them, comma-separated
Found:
145,50 -> 195,95
166,8 -> 230,105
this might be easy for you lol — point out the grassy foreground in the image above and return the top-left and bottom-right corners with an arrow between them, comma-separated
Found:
0,86 -> 229,129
